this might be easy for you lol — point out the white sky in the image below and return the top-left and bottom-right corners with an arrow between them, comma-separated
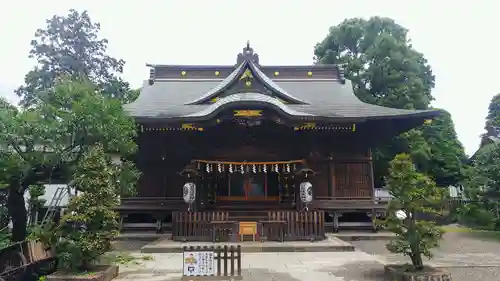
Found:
0,0 -> 497,156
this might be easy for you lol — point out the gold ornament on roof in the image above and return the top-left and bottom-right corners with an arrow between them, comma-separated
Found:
424,119 -> 432,125
181,71 -> 186,76
307,71 -> 313,76
274,71 -> 279,76
215,71 -> 220,76
245,80 -> 252,87
239,68 -> 253,80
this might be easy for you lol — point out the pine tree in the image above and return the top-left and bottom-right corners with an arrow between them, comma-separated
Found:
56,144 -> 120,271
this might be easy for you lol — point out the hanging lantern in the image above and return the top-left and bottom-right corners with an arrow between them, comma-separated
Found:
206,164 -> 210,173
252,164 -> 256,173
275,164 -> 279,172
286,164 -> 291,173
217,163 -> 222,173
183,182 -> 196,212
263,164 -> 267,173
229,164 -> 233,173
240,164 -> 244,174
299,181 -> 313,211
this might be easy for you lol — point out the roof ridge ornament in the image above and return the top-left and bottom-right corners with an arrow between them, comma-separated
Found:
237,41 -> 259,65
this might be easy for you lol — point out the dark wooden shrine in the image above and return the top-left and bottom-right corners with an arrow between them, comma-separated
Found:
116,43 -> 440,241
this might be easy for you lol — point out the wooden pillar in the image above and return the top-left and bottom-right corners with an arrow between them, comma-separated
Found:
327,154 -> 333,197
368,148 -> 376,199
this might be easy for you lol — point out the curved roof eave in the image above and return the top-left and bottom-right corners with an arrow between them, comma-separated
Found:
247,61 -> 307,104
182,92 -> 314,119
184,62 -> 247,105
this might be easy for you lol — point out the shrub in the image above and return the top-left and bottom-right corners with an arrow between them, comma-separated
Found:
56,145 -> 120,271
380,153 -> 444,271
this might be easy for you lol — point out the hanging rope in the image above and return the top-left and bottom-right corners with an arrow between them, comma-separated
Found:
192,159 -> 304,165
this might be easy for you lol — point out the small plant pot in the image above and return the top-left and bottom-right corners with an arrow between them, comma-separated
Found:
384,264 -> 451,281
45,264 -> 118,281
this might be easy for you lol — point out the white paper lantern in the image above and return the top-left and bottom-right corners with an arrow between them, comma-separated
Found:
299,181 -> 313,204
395,210 -> 407,220
183,182 -> 196,211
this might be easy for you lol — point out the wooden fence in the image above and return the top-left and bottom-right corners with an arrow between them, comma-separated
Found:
181,245 -> 242,280
265,211 -> 325,241
173,210 -> 326,242
172,211 -> 232,242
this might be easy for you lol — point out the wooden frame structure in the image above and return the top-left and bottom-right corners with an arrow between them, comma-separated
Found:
116,42 -> 440,240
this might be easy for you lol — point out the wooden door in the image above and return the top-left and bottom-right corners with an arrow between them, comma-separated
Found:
216,173 -> 279,201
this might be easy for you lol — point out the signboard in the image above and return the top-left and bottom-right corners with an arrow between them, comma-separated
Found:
183,250 -> 215,276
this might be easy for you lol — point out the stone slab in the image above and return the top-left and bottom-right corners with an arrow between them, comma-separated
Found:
333,231 -> 395,241
114,232 -> 162,241
140,236 -> 355,253
114,252 -> 382,281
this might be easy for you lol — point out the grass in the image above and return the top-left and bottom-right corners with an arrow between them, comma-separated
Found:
101,252 -> 154,266
441,226 -> 500,240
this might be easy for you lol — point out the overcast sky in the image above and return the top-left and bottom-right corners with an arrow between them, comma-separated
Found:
0,0 -> 497,156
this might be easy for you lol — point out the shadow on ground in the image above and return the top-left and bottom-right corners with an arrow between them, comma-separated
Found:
319,260 -> 386,281
117,267 -> 307,281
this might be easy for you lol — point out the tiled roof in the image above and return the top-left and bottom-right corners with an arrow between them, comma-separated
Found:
124,78 -> 438,121
124,44 -> 439,122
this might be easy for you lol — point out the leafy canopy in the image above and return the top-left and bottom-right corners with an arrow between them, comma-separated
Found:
314,17 -> 466,187
1,78 -> 137,242
15,9 -> 136,106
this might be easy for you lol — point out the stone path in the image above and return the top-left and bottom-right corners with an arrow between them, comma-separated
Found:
141,235 -> 353,253
112,231 -> 500,281
353,231 -> 500,281
114,252 -> 384,281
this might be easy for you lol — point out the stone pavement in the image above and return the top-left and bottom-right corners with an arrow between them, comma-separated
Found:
141,235 -> 354,253
352,231 -> 500,281
114,251 -> 385,281
112,231 -> 500,281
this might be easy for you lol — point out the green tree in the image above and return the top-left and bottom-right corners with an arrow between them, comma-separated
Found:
27,185 -> 46,226
479,93 -> 500,147
15,9 -> 135,106
485,94 -> 500,129
462,143 -> 500,229
314,17 -> 466,187
421,109 -> 467,186
382,153 -> 444,271
56,145 -> 120,270
0,78 -> 137,242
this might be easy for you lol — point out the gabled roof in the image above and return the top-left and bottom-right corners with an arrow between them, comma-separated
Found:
186,60 -> 307,105
124,43 -> 439,123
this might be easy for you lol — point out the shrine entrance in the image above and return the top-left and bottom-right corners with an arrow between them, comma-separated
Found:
216,172 -> 280,201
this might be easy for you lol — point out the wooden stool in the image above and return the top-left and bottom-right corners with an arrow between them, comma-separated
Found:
238,221 -> 258,241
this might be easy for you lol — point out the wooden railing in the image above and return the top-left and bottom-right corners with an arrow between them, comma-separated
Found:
266,211 -> 325,241
172,211 -> 234,242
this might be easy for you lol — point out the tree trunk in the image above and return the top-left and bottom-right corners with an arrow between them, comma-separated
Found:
7,184 -> 28,242
408,210 -> 424,270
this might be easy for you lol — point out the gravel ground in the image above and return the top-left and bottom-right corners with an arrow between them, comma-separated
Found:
351,231 -> 500,281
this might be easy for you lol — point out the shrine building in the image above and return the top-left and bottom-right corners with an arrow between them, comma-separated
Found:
117,43 -> 440,241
